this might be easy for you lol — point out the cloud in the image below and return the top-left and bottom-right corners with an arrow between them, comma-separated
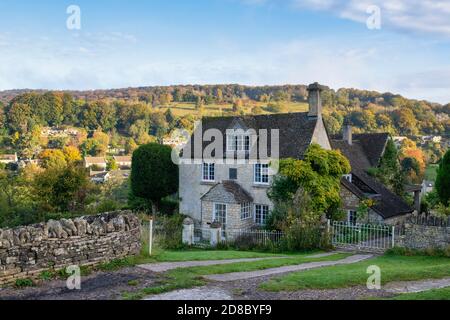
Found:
287,0 -> 450,37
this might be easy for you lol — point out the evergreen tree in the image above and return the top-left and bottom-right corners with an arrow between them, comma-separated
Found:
436,150 -> 450,205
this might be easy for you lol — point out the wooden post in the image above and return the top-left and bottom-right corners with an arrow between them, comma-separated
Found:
149,219 -> 153,256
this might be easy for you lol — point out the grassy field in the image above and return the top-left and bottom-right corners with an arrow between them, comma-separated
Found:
388,287 -> 450,300
122,251 -> 350,299
260,255 -> 450,292
157,101 -> 309,118
145,249 -> 283,262
425,164 -> 439,181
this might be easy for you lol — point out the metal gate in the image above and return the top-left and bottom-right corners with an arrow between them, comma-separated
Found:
329,221 -> 395,252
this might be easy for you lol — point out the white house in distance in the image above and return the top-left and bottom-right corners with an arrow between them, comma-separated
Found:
84,157 -> 107,171
0,153 -> 18,165
113,156 -> 132,169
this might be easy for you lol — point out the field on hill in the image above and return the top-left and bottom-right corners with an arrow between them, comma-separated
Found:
157,101 -> 309,117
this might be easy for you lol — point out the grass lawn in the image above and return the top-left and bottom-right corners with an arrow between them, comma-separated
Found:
122,252 -> 350,299
388,287 -> 450,300
147,249 -> 284,262
260,255 -> 450,292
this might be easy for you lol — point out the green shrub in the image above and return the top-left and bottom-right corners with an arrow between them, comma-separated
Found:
15,278 -> 34,288
155,214 -> 185,249
280,224 -> 331,252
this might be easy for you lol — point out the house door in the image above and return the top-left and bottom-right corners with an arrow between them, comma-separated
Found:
213,203 -> 227,233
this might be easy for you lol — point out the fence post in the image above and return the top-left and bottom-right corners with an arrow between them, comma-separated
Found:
182,217 -> 194,245
149,219 -> 153,256
391,226 -> 395,248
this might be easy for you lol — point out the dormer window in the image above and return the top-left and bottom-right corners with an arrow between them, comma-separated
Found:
227,134 -> 250,152
343,174 -> 352,183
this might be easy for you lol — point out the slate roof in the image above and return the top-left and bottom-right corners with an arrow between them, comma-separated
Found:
183,112 -> 319,159
331,133 -> 389,171
85,157 -> 107,164
350,170 -> 414,219
333,133 -> 413,219
201,180 -> 253,204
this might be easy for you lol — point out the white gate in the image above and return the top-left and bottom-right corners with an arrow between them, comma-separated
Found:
330,221 -> 395,252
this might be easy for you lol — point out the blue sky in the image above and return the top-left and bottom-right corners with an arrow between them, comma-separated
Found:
1,0 -> 450,103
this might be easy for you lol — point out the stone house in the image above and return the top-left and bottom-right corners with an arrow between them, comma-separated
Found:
179,82 -> 413,232
0,153 -> 18,165
332,128 -> 414,225
84,157 -> 107,171
113,155 -> 132,169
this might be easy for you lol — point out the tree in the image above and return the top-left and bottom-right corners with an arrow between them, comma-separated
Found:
33,165 -> 90,212
436,150 -> 450,206
269,144 -> 351,223
81,138 -> 107,156
130,143 -> 178,214
7,102 -> 32,133
125,138 -> 138,155
38,149 -> 67,169
107,159 -> 119,171
63,146 -> 82,163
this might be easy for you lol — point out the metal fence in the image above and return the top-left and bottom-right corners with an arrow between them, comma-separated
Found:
330,220 -> 395,251
223,229 -> 284,247
192,227 -> 285,247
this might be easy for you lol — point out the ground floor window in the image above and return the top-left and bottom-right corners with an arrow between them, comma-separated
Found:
240,202 -> 251,220
255,204 -> 269,226
213,203 -> 227,230
347,210 -> 357,225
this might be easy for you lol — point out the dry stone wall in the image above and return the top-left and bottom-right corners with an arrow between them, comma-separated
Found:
0,211 -> 141,285
397,223 -> 449,250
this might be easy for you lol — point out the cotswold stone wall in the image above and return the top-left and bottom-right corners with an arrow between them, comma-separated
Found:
397,223 -> 449,250
0,211 -> 141,285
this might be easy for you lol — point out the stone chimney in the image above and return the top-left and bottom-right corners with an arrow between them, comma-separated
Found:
307,82 -> 325,118
343,124 -> 353,145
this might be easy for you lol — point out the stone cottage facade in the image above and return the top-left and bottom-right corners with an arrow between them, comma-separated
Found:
332,128 -> 414,225
179,82 -> 413,232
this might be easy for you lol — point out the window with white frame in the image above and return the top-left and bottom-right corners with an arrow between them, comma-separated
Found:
227,134 -> 250,152
202,163 -> 215,181
254,163 -> 269,184
213,203 -> 227,230
255,204 -> 269,225
343,174 -> 352,183
347,210 -> 357,225
240,203 -> 251,220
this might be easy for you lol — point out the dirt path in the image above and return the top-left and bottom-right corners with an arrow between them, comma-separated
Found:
203,254 -> 372,282
384,277 -> 450,294
0,267 -> 163,300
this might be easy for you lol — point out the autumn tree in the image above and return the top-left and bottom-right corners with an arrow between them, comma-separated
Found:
38,149 -> 67,169
63,146 -> 82,163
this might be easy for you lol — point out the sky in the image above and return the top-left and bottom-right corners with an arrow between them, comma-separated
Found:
1,0 -> 450,103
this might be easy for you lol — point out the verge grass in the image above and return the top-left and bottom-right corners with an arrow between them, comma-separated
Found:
260,255 -> 450,292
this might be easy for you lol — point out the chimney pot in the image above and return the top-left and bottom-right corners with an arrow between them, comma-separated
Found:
307,82 -> 325,118
343,125 -> 353,145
